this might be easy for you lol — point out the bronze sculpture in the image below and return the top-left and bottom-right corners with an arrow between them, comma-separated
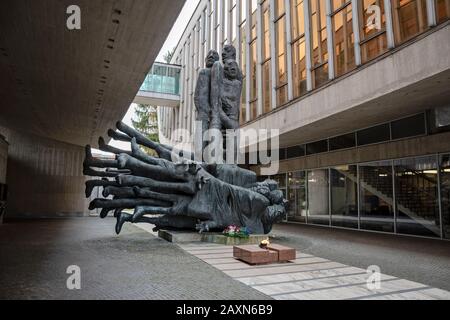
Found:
83,45 -> 287,235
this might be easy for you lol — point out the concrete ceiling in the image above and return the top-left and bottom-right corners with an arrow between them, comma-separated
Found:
0,0 -> 184,147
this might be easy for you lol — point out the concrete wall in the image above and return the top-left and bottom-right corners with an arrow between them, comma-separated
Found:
251,131 -> 450,174
0,136 -> 8,184
0,127 -> 89,218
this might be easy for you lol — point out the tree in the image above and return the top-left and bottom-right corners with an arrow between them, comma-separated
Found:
163,48 -> 175,64
131,104 -> 159,156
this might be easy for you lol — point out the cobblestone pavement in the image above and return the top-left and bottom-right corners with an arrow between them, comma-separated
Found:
0,218 -> 270,300
269,223 -> 450,292
179,243 -> 450,300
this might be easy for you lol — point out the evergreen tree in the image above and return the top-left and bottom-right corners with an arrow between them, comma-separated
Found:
131,104 -> 159,156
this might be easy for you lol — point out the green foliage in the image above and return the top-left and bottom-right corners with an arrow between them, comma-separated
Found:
131,104 -> 159,156
163,48 -> 175,64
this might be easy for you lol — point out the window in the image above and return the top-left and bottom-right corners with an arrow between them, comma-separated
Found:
436,0 -> 450,23
262,1 -> 272,114
250,40 -> 258,120
291,0 -> 307,98
394,156 -> 440,238
275,0 -> 288,106
310,0 -> 329,88
329,132 -> 356,151
288,171 -> 307,222
392,0 -> 428,45
306,139 -> 328,155
307,169 -> 330,225
331,165 -> 359,229
272,173 -> 287,199
287,145 -> 305,158
440,154 -> 450,239
356,123 -> 390,146
359,161 -> 394,232
358,0 -> 388,63
391,113 -> 426,140
332,1 -> 356,76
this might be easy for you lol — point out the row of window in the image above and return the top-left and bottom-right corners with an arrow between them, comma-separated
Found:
168,0 -> 449,137
264,153 -> 450,240
247,112 -> 427,162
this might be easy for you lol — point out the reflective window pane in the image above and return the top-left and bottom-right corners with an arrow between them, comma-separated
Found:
359,0 -> 388,63
307,169 -> 330,225
329,133 -> 356,151
391,113 -> 426,140
394,156 -> 440,238
287,145 -> 305,158
359,161 -> 395,232
357,123 -> 390,146
440,154 -> 450,239
288,171 -> 307,222
292,37 -> 307,98
311,0 -> 329,88
306,140 -> 328,155
262,60 -> 272,113
392,0 -> 428,45
331,165 -> 359,229
333,2 -> 356,76
436,0 -> 450,23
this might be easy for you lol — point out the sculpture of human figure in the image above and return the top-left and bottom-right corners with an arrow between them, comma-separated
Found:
210,45 -> 242,130
219,60 -> 241,130
194,50 -> 220,151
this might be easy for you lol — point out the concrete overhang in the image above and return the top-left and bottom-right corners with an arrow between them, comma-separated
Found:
241,23 -> 450,149
0,0 -> 184,147
134,91 -> 180,107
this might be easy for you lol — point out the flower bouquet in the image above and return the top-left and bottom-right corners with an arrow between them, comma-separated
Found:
223,225 -> 250,238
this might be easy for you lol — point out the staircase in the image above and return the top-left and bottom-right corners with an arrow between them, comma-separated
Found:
341,165 -> 441,235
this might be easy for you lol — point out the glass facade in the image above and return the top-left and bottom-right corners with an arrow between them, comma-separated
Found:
291,0 -> 307,98
277,152 -> 450,240
275,0 -> 288,106
358,0 -> 388,63
332,1 -> 356,76
331,165 -> 359,229
162,0 -> 446,148
436,0 -> 450,23
392,0 -> 428,45
310,0 -> 329,88
140,63 -> 181,95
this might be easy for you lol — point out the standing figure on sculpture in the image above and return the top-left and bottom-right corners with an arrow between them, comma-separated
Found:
194,45 -> 243,161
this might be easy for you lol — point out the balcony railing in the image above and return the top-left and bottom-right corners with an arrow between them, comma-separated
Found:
139,62 -> 181,96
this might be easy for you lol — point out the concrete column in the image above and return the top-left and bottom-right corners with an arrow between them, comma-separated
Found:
351,0 -> 362,66
220,0 -> 225,47
269,0 -> 277,110
285,0 -> 294,101
304,0 -> 313,91
212,0 -> 218,51
384,0 -> 395,48
256,1 -> 264,116
246,0 -> 252,122
206,1 -> 212,50
326,0 -> 335,80
227,0 -> 233,43
236,0 -> 242,65
427,0 -> 437,26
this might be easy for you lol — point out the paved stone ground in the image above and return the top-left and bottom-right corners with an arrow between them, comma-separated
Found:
269,223 -> 450,292
180,243 -> 450,300
0,218 -> 270,300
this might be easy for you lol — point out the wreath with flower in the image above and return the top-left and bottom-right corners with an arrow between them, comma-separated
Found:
223,225 -> 250,238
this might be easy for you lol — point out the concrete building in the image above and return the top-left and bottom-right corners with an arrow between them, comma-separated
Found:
157,0 -> 450,240
0,0 -> 184,217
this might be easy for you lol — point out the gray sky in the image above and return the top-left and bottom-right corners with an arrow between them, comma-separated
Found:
105,0 -> 199,152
